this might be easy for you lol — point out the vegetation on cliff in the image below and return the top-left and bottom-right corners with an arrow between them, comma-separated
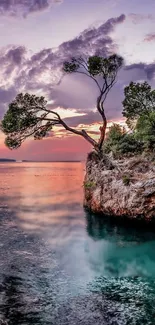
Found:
104,81 -> 155,158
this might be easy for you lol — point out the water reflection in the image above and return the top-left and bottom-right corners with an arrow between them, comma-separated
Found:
85,212 -> 155,324
85,211 -> 155,277
0,162 -> 85,233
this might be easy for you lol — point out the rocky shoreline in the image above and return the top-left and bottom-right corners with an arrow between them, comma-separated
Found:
84,152 -> 155,223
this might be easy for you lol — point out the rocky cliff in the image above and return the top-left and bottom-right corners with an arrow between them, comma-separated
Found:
84,152 -> 155,223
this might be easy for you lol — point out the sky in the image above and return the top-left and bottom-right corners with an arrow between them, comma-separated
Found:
0,0 -> 155,161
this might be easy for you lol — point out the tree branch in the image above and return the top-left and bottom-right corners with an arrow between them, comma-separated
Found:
59,118 -> 98,148
74,57 -> 102,92
73,70 -> 102,92
29,105 -> 61,120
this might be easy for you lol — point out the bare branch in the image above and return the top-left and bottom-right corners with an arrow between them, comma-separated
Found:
74,70 -> 102,92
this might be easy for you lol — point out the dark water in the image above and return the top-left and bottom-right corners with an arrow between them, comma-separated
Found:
0,162 -> 155,325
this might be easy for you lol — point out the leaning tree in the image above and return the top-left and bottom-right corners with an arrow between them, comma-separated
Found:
1,54 -> 123,153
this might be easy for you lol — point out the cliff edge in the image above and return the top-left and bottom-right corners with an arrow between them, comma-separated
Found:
84,152 -> 155,223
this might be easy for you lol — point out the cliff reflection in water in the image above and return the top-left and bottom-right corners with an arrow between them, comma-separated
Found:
0,162 -> 155,324
85,211 -> 155,278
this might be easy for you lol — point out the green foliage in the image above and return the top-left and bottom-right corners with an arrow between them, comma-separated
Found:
135,111 -> 155,150
63,55 -> 123,81
63,58 -> 80,73
122,81 -> 155,129
105,124 -> 124,144
88,54 -> 123,77
122,174 -> 131,186
122,80 -> 155,154
84,181 -> 96,189
1,93 -> 52,149
104,124 -> 123,155
118,134 -> 143,155
104,124 -> 124,154
104,124 -> 143,157
5,137 -> 22,149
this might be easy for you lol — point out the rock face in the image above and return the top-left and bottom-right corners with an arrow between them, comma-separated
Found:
84,152 -> 155,223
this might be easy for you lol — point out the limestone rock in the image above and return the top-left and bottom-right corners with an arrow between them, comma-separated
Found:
84,152 -> 155,223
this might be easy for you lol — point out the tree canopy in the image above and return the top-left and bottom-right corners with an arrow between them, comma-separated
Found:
103,80 -> 155,157
122,81 -> 155,129
1,54 -> 123,152
135,111 -> 155,150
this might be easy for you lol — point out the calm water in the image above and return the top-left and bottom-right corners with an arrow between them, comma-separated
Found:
0,162 -> 155,324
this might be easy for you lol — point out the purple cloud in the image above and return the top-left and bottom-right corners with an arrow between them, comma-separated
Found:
0,13 -> 149,128
128,13 -> 155,24
2,12 -> 155,128
0,0 -> 62,17
144,33 -> 155,42
0,13 -> 124,103
5,46 -> 26,65
59,14 -> 125,57
0,46 -> 26,64
63,112 -> 101,128
125,62 -> 155,80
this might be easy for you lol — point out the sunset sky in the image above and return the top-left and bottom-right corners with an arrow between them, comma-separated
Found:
0,0 -> 155,161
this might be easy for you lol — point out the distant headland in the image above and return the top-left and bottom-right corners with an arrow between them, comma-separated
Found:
0,158 -> 16,162
0,159 -> 82,163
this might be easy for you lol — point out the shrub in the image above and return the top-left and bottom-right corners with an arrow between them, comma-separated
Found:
118,134 -> 143,154
104,124 -> 143,157
104,123 -> 125,154
122,174 -> 131,186
83,181 -> 96,189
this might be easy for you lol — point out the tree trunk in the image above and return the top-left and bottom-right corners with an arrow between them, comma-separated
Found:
98,117 -> 107,150
59,94 -> 108,153
60,118 -> 99,150
97,96 -> 107,151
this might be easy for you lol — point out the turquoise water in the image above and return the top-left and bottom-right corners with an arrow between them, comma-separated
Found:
0,162 -> 155,324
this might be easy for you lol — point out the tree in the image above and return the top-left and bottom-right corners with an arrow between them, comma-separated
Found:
1,93 -> 97,149
135,111 -> 155,150
104,123 -> 124,153
122,81 -> 155,129
64,55 -> 123,150
1,54 -> 123,152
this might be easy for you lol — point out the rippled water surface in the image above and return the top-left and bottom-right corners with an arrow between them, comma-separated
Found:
0,162 -> 155,325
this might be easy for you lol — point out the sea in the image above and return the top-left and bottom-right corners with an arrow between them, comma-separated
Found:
0,162 -> 155,325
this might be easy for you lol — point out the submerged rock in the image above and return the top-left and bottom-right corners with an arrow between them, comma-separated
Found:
84,152 -> 155,223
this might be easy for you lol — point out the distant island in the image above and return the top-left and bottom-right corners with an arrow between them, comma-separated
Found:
0,159 -> 82,163
22,160 -> 82,162
0,158 -> 16,162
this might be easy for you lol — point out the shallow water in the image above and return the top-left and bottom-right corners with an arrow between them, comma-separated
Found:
0,162 -> 155,324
